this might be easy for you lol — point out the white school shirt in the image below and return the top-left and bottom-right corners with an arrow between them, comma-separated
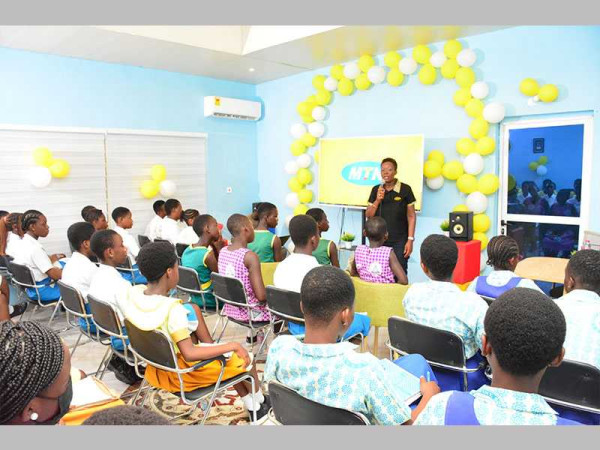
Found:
144,215 -> 163,241
160,217 -> 180,245
13,234 -> 54,282
6,232 -> 25,258
114,225 -> 140,260
88,264 -> 131,320
467,270 -> 543,294
177,226 -> 199,246
273,253 -> 320,293
61,251 -> 99,299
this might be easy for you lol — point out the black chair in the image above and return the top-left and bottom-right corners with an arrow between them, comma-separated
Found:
124,319 -> 257,424
268,380 -> 369,425
386,316 -> 485,391
0,254 -> 13,278
138,235 -> 151,247
116,256 -> 139,286
211,273 -> 272,358
177,266 -> 220,333
175,243 -> 188,259
154,238 -> 170,244
266,286 -> 304,326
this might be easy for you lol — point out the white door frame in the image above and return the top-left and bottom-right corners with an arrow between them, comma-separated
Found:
498,114 -> 593,249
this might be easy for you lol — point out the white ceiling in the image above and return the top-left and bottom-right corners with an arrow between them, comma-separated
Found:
0,25 -> 511,84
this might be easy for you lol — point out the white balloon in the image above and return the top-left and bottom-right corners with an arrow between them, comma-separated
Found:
466,191 -> 488,214
367,66 -> 386,84
536,165 -> 548,176
312,106 -> 326,121
463,153 -> 484,176
308,121 -> 325,138
290,123 -> 307,139
284,160 -> 299,175
399,57 -> 417,75
457,48 -> 477,67
285,214 -> 294,228
29,166 -> 52,188
296,153 -> 312,169
426,175 -> 444,190
429,51 -> 447,68
483,102 -> 506,124
470,81 -> 489,99
343,62 -> 360,80
285,192 -> 300,209
324,76 -> 338,92
159,180 -> 177,197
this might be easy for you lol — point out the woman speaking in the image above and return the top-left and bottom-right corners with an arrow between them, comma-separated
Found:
366,158 -> 416,275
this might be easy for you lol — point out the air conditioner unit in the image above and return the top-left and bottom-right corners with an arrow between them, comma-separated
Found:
203,96 -> 262,121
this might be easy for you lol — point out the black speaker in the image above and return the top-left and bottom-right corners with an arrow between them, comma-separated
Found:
449,212 -> 473,241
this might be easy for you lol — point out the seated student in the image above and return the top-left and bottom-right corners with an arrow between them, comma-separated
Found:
145,199 -> 166,241
0,321 -> 73,425
248,202 -> 283,262
119,242 -> 268,419
159,198 -> 183,245
266,266 -> 440,425
550,189 -> 578,217
403,234 -> 489,390
177,208 -> 200,245
541,179 -> 557,208
467,235 -> 543,298
112,207 -> 147,284
274,215 -> 371,340
566,178 -> 581,215
305,208 -> 340,267
83,405 -> 170,425
415,288 -> 579,425
350,217 -> 408,285
81,205 -> 96,221
4,212 -> 24,258
13,210 -> 65,302
83,207 -> 109,231
181,214 -> 219,309
218,214 -> 271,324
0,275 -> 26,320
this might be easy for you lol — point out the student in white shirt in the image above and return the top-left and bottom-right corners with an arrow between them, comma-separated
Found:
112,207 -> 147,284
4,212 -> 25,258
82,207 -> 109,232
159,199 -> 183,245
144,200 -> 166,241
177,209 -> 200,245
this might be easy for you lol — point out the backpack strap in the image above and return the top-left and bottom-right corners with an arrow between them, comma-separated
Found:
444,392 -> 480,425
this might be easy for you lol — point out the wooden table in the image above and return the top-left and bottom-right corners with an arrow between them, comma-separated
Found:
514,257 -> 569,285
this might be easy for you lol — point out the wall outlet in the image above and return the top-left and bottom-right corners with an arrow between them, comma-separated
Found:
226,187 -> 233,194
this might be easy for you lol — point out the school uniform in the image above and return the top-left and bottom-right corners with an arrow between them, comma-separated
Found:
312,238 -> 334,265
467,270 -> 543,299
180,245 -> 216,308
62,251 -> 100,331
13,234 -> 61,302
177,226 -> 199,246
114,226 -> 147,284
160,217 -> 180,245
144,215 -> 163,241
248,230 -> 277,263
5,232 -> 24,258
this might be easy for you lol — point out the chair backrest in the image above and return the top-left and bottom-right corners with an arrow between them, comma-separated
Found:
175,243 -> 188,258
124,319 -> 177,369
269,381 -> 369,425
539,359 -> 600,411
266,286 -> 304,324
0,255 -> 13,270
138,235 -> 151,247
388,316 -> 466,368
117,256 -> 134,270
57,281 -> 87,315
154,239 -> 169,244
211,273 -> 248,306
87,294 -> 123,336
8,261 -> 36,287
260,262 -> 279,287
177,266 -> 203,292
352,277 -> 408,328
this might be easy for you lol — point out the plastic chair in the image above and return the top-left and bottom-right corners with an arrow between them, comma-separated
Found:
138,235 -> 151,247
268,380 -> 369,425
260,262 -> 279,288
175,243 -> 188,259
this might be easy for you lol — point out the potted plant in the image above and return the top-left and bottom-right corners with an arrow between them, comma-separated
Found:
340,232 -> 355,249
440,220 -> 450,237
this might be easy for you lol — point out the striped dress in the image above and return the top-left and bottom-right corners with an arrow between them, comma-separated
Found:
354,245 -> 395,283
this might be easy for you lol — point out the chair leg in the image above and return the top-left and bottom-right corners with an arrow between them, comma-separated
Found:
462,372 -> 468,392
70,332 -> 84,357
95,347 -> 112,380
48,300 -> 62,325
129,378 -> 148,405
215,316 -> 229,343
373,327 -> 380,357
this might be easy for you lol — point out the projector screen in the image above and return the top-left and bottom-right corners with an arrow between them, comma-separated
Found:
318,135 -> 424,210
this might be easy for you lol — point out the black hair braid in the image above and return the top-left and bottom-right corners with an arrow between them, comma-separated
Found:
6,213 -> 23,232
21,210 -> 44,233
486,235 -> 520,270
0,321 -> 65,424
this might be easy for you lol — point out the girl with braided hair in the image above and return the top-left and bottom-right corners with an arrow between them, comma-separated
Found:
468,235 -> 542,299
177,208 -> 200,245
4,212 -> 25,258
0,321 -> 73,425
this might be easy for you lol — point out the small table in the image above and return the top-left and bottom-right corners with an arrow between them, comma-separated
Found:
514,257 -> 569,285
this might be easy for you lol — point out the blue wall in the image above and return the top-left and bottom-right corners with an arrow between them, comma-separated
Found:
0,46 -> 260,227
256,26 -> 600,281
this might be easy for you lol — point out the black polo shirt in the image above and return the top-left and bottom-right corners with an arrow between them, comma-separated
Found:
368,181 -> 416,244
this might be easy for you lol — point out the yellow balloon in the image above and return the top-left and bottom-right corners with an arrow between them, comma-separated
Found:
384,51 -> 401,68
288,177 -> 303,193
413,45 -> 432,65
456,138 -> 476,156
529,161 -> 539,171
49,159 -> 70,178
297,168 -> 313,185
473,214 -> 491,233
298,189 -> 313,204
453,204 -> 469,212
331,64 -> 344,80
539,84 -> 559,102
456,174 -> 478,194
151,164 -> 167,182
453,88 -> 472,107
293,204 -> 309,216
358,54 -> 375,72
478,174 -> 500,195
441,59 -> 459,79
33,147 -> 53,167
315,89 -> 332,106
476,136 -> 496,155
538,156 -> 548,165
355,73 -> 372,90
455,67 -> 476,88
465,98 -> 484,118
301,115 -> 314,124
297,101 -> 313,117
442,160 -> 464,180
473,232 -> 489,250
418,64 -> 437,85
301,133 -> 317,148
312,75 -> 326,90
519,78 -> 539,96
337,78 -> 355,96
469,118 -> 490,140
291,140 -> 307,156
444,40 -> 462,59
428,150 -> 445,165
306,96 -> 317,105
387,68 -> 404,86
140,180 -> 160,198
423,160 -> 442,179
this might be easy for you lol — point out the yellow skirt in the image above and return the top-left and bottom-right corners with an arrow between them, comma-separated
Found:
145,352 -> 248,393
